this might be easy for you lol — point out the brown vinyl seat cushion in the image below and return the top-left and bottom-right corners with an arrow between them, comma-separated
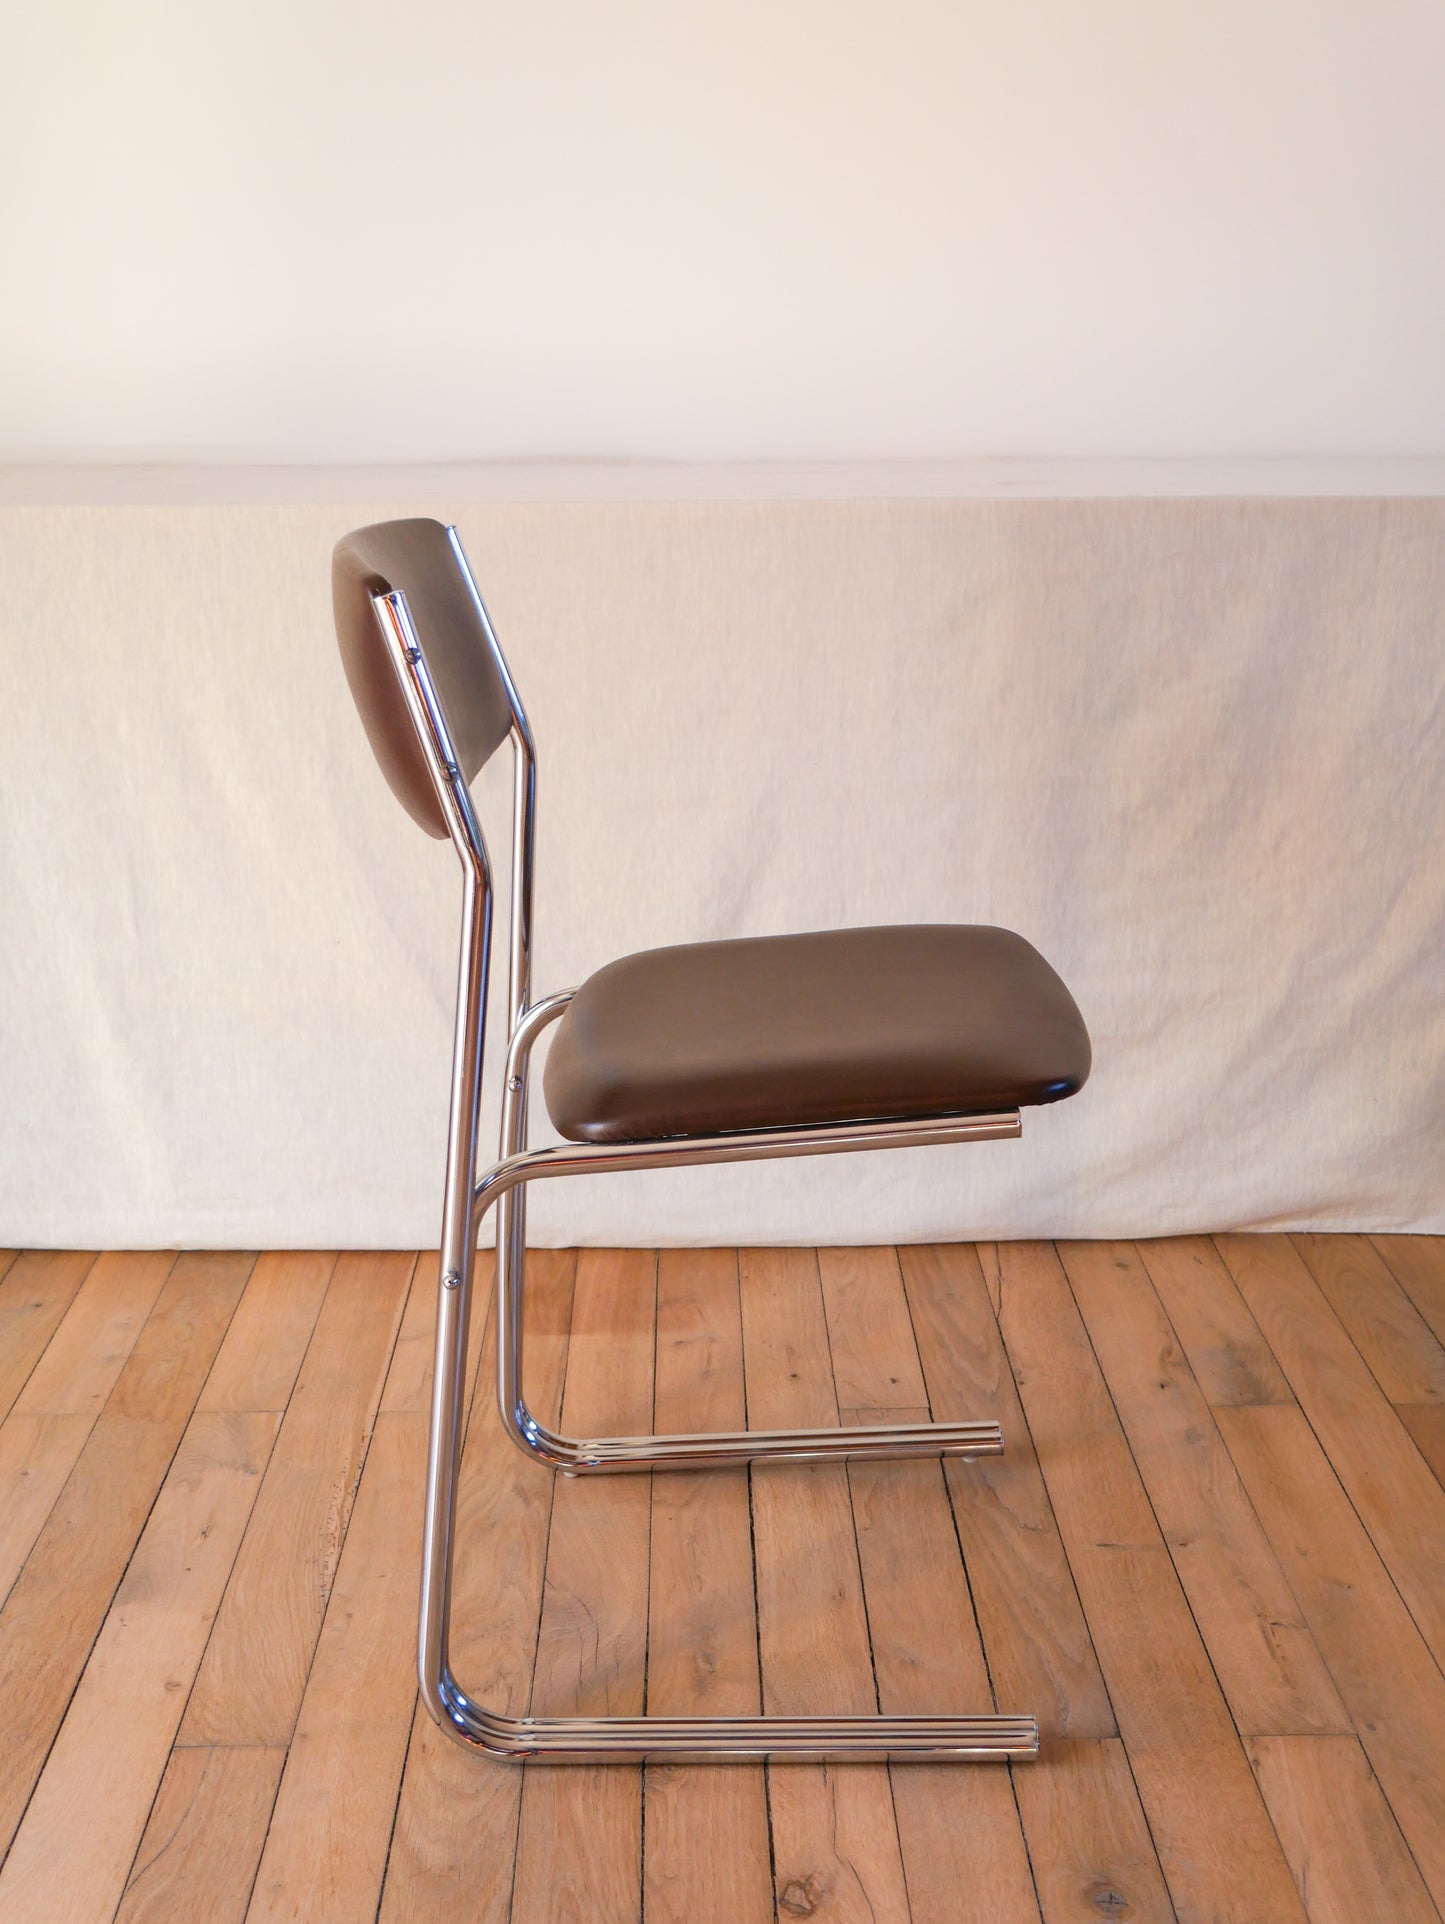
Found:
542,924 -> 1090,1145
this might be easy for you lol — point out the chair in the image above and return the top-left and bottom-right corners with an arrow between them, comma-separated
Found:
333,516 -> 1091,1765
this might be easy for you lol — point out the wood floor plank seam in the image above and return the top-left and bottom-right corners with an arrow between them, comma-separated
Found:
0,1253 -> 170,1614
1322,1401 -> 1445,1680
844,1462 -> 892,1721
1245,1732 -> 1444,1924
0,1254 -> 242,1853
1287,1234 -> 1445,1414
0,1425 -> 100,1620
1213,1400 -> 1445,1914
1212,1235 -> 1445,1687
240,1253 -> 425,1924
837,1448 -> 918,1923
1061,1239 -> 1351,1740
236,1757 -> 287,1924
208,1257 -> 338,1423
112,1418 -> 285,1919
813,1250 -> 892,1727
245,1413 -> 430,1923
731,1255 -> 769,1720
638,1254 -> 659,1924
898,1243 -> 1039,1717
641,1245 -> 661,1713
1134,1237 -> 1294,1410
0,1254 -> 257,1914
371,1258 -> 451,1924
984,1330 -> 1125,1740
1077,1750 -> 1175,1924
643,1244 -> 661,1924
1345,1734 -> 1445,1924
1051,1236 -> 1325,1911
922,1459 -> 1053,1924
822,1217 -> 1020,1924
643,1250 -> 771,1924
1056,1237 -> 1357,1911
897,1243 -> 1120,1745
741,1245 -> 914,1921
995,1241 -> 1308,1922
936,1393 -> 1087,1924
498,1365 -> 563,1924
821,1244 -> 1045,1923
1048,1236 -> 1286,1913
520,1256 -> 628,1727
0,1251 -> 100,1427
1372,1237 -> 1445,1351
199,1252 -> 337,1420
153,1253 -> 415,1924
1290,1234 -> 1445,1407
1252,1383 -> 1445,1694
428,1227 -> 540,1922
509,1249 -> 656,1921
928,1461 -> 1060,1924
1060,1243 -> 1302,1730
159,1258 -> 360,1924
740,1261 -> 781,1924
170,1249 -> 346,1741
745,1440 -> 782,1919
761,1761 -> 781,1921
875,1776 -> 921,1924
376,1250 -> 578,1924
112,1254 -> 344,1924
1397,1404 -> 1445,1492
499,1399 -> 552,1924
9,1408 -> 283,1924
182,1252 -> 418,1756
931,1277 -> 1162,1862
888,1247 -> 1057,1924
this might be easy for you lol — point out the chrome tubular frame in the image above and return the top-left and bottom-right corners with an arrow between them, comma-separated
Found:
373,574 -> 1039,1765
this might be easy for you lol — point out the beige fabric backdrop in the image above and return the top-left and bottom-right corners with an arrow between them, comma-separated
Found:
2,486 -> 1441,1246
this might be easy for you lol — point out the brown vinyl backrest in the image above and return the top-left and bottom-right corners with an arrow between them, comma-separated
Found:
333,518 -> 517,837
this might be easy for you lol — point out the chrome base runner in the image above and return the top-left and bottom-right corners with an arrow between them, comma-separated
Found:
371,586 -> 1040,1767
532,1417 -> 1004,1475
434,1692 -> 1041,1763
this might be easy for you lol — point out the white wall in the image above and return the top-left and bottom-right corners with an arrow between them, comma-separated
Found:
4,0 -> 1445,463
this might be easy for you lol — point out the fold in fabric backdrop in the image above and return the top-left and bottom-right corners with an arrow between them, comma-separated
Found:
1,491 -> 1441,1246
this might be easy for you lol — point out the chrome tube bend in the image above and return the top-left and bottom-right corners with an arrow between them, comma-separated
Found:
428,1662 -> 1037,1763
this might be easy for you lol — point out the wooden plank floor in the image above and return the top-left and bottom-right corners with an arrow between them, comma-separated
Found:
0,1235 -> 1442,1923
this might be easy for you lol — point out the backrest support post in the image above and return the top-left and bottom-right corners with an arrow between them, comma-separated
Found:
370,585 -> 496,1685
441,524 -> 536,1036
334,518 -> 538,1356
371,585 -> 494,1288
508,723 -> 536,1035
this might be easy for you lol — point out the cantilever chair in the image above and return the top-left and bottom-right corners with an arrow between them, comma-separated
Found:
333,517 -> 1091,1766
